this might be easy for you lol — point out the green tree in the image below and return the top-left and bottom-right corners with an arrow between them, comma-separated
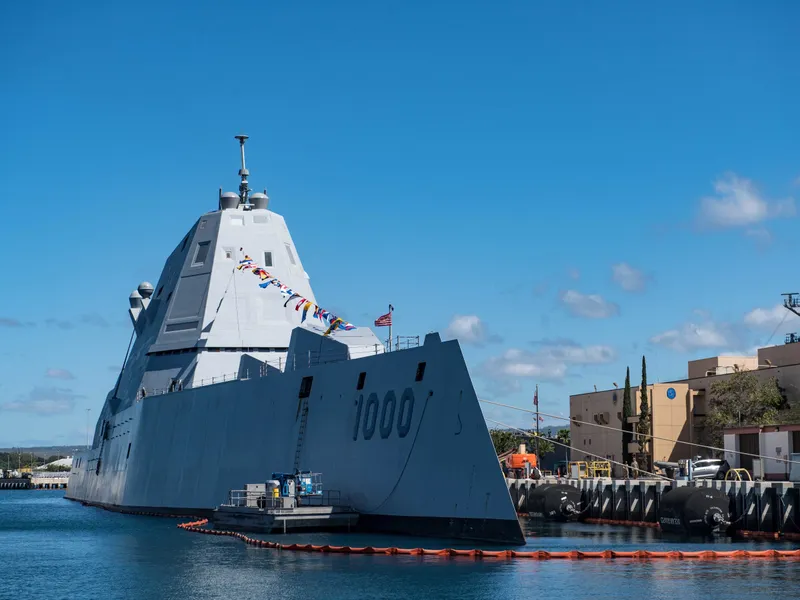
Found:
622,366 -> 633,464
707,372 -> 783,446
530,432 -> 555,455
637,356 -> 651,453
556,428 -> 570,446
489,429 -> 556,457
489,429 -> 521,454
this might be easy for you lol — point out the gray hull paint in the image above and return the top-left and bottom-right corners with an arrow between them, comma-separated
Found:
67,340 -> 524,544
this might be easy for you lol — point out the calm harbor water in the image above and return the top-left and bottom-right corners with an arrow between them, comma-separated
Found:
2,490 -> 799,600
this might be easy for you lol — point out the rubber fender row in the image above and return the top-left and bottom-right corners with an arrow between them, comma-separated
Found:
176,519 -> 800,560
584,518 -> 660,529
583,517 -> 800,540
738,530 -> 800,541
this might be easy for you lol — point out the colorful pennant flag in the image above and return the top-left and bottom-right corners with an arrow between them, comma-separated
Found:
236,251 -> 356,335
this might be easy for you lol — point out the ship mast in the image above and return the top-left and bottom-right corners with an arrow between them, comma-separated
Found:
782,292 -> 800,344
235,134 -> 251,205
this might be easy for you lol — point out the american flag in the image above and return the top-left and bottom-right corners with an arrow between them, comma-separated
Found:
374,307 -> 393,327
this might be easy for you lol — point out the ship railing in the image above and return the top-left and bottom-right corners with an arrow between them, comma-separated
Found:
143,340 -> 422,397
31,472 -> 70,480
223,489 -> 344,508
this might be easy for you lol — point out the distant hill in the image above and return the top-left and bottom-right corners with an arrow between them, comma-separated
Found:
490,424 -> 568,437
0,445 -> 84,458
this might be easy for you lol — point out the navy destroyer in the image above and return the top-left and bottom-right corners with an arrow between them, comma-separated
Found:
67,136 -> 523,544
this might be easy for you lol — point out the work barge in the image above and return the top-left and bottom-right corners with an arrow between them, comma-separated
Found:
507,477 -> 800,536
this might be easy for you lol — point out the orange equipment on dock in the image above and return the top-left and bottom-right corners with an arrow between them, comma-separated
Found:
507,453 -> 538,469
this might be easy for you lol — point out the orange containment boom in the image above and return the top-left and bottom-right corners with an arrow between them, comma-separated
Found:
177,519 -> 800,560
508,454 -> 538,469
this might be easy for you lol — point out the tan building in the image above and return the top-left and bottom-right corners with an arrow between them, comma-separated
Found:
570,383 -> 692,472
569,339 -> 800,475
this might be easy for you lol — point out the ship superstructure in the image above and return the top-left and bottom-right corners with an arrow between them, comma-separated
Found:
67,136 -> 523,544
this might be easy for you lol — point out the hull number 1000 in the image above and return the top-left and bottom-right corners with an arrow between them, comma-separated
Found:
353,388 -> 415,441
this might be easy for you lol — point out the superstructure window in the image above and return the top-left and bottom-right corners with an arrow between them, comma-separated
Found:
285,243 -> 297,265
193,241 -> 210,266
264,252 -> 273,267
357,372 -> 366,390
415,362 -> 426,382
299,376 -> 313,399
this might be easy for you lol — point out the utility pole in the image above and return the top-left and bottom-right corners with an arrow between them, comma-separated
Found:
534,385 -> 540,459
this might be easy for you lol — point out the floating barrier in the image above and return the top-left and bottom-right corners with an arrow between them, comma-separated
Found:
176,519 -> 800,560
583,517 -> 660,529
581,516 -> 800,541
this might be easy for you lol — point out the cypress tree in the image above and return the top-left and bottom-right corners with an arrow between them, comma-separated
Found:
638,356 -> 651,458
622,367 -> 633,464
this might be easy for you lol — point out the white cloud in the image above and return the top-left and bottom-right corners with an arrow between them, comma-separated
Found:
45,318 -> 74,330
744,305 -> 787,329
0,318 -> 28,328
611,263 -> 647,292
559,290 -> 619,319
743,305 -> 798,342
1,387 -> 83,415
45,368 -> 75,380
480,341 -> 616,383
80,314 -> 110,328
698,173 -> 795,228
445,315 -> 501,346
745,227 -> 773,246
650,322 -> 729,352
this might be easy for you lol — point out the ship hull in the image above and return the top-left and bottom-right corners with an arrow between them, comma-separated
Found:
67,340 -> 523,544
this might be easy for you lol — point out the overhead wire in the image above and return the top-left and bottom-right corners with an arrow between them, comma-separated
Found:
485,417 -> 671,481
764,308 -> 791,347
480,398 -> 800,467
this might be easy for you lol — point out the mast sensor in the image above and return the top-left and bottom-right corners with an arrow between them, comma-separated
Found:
235,134 -> 250,205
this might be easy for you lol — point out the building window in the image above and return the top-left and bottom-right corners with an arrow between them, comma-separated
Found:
285,243 -> 297,265
415,362 -> 426,382
193,241 -> 210,266
357,372 -> 366,390
264,252 -> 273,267
299,376 -> 313,399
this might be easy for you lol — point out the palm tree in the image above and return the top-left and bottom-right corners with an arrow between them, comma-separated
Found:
555,428 -> 570,446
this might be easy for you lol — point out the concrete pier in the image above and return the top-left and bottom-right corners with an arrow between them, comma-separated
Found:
30,473 -> 69,489
508,478 -> 800,535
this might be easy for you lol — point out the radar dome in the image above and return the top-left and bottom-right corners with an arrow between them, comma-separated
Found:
129,290 -> 143,309
138,282 -> 154,298
219,191 -> 239,210
250,192 -> 269,210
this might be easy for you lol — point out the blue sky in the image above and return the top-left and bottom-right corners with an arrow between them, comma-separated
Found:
1,1 -> 799,446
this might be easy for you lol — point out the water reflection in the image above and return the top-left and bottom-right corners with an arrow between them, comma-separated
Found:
2,492 -> 798,600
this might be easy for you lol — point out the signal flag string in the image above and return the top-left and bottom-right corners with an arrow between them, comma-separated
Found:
479,399 -> 800,468
485,417 -> 671,481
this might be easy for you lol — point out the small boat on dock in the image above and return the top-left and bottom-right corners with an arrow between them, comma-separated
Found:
211,471 -> 359,534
